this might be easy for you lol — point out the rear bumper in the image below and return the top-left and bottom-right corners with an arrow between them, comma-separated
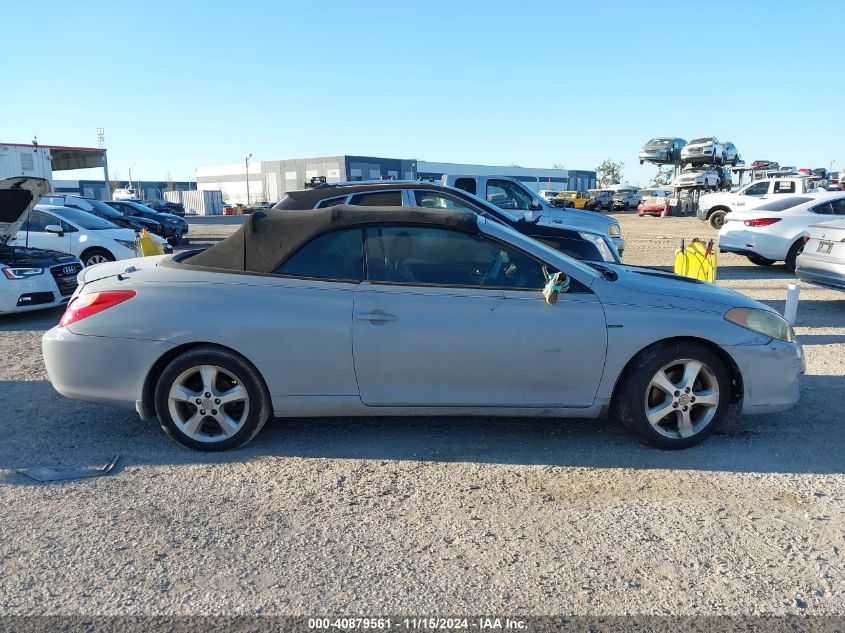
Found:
42,327 -> 175,411
718,230 -> 788,261
725,339 -> 805,415
796,256 -> 845,292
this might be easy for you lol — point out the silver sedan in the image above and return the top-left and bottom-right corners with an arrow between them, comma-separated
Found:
796,217 -> 845,291
43,205 -> 805,451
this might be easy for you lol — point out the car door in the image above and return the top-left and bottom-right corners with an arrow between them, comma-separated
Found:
12,210 -> 72,254
352,225 -> 607,408
735,180 -> 771,207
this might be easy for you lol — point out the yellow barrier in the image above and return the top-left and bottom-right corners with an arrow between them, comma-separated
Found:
673,238 -> 717,283
136,229 -> 165,257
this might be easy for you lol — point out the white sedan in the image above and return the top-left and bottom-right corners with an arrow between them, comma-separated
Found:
8,204 -> 170,267
718,193 -> 845,270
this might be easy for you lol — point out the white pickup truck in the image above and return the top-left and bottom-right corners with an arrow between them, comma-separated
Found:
697,177 -> 814,229
441,174 -> 625,254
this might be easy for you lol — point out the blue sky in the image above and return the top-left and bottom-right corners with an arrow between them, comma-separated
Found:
2,0 -> 842,186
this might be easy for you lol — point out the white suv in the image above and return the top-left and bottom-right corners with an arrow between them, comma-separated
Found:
681,137 -> 726,166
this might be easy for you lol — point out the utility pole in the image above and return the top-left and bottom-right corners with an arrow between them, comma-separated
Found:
245,153 -> 253,205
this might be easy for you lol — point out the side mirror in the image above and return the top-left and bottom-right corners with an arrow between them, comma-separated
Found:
530,200 -> 542,211
45,224 -> 64,236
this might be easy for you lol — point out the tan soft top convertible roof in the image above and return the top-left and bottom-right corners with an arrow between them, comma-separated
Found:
184,204 -> 478,273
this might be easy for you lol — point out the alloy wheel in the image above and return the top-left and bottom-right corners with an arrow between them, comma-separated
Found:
643,358 -> 720,439
86,254 -> 109,266
167,364 -> 250,443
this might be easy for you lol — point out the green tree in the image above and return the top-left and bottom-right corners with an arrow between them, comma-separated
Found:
650,166 -> 675,187
595,159 -> 624,187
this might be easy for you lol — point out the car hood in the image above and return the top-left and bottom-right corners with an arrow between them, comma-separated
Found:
686,141 -> 713,149
642,143 -> 670,151
0,243 -> 79,266
600,264 -> 769,312
538,205 -> 616,228
0,177 -> 50,241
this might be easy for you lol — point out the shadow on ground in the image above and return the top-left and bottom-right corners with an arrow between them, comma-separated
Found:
2,374 -> 843,483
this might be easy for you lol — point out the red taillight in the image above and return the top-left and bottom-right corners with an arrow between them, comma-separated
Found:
743,218 -> 781,227
59,290 -> 136,327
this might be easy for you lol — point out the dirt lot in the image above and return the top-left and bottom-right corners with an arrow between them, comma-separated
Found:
1,212 -> 843,617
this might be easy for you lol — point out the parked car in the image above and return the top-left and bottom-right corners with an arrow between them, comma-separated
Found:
586,189 -> 615,211
612,190 -> 641,210
40,194 -> 162,234
637,189 -> 673,216
104,200 -> 189,244
722,142 -> 740,166
796,217 -> 845,291
441,175 -> 624,254
675,166 -> 720,189
0,177 -> 83,314
7,204 -> 170,267
718,193 -> 845,270
145,199 -> 186,217
538,190 -> 562,202
681,137 -> 726,166
698,176 -> 816,229
275,181 -> 620,264
554,191 -> 589,209
639,137 -> 686,165
43,205 -> 804,452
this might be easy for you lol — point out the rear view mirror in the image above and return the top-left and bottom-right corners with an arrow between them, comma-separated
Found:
45,224 -> 64,236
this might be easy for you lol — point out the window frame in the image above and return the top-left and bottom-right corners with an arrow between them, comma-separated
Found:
346,190 -> 404,207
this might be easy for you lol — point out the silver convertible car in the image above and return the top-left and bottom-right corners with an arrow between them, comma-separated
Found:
43,206 -> 805,451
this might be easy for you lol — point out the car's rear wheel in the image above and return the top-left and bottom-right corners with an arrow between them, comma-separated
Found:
747,254 -> 775,266
81,248 -> 115,267
708,210 -> 727,230
154,347 -> 271,451
785,240 -> 804,272
615,342 -> 731,449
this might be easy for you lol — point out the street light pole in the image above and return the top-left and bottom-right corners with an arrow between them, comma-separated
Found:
245,153 -> 253,205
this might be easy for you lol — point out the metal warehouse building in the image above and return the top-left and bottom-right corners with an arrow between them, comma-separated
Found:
196,155 -> 596,205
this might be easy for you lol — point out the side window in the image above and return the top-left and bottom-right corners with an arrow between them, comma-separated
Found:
745,182 -> 770,196
811,202 -> 833,215
829,199 -> 845,216
364,226 -> 546,290
773,181 -> 795,194
485,179 -> 532,211
275,229 -> 363,282
315,195 -> 347,209
454,178 -> 477,195
22,211 -> 52,232
412,191 -> 475,212
60,220 -> 77,233
347,191 -> 401,207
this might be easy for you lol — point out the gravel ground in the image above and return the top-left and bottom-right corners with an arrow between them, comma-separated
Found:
1,212 -> 843,617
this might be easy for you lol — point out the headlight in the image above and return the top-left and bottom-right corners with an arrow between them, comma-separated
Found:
115,239 -> 137,251
578,232 -> 616,262
608,224 -> 620,237
724,307 -> 794,342
2,266 -> 44,280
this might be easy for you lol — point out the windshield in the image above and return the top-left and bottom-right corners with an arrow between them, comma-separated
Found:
124,201 -> 159,214
51,207 -> 119,230
647,138 -> 671,146
754,197 -> 813,212
84,199 -> 123,218
690,137 -> 712,145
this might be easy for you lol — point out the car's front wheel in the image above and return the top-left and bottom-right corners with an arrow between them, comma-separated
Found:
708,210 -> 727,229
81,248 -> 115,267
154,346 -> 272,451
615,342 -> 731,449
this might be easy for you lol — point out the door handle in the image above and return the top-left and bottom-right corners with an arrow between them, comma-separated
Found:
357,312 -> 397,323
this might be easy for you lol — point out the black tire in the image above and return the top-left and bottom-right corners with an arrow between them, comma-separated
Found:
708,210 -> 727,230
614,341 -> 732,449
80,247 -> 115,267
747,254 -> 775,266
154,346 -> 272,451
785,240 -> 804,272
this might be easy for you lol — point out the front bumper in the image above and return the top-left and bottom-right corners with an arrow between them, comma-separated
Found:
638,203 -> 668,215
0,275 -> 74,314
725,339 -> 805,415
42,326 -> 175,411
640,151 -> 669,162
